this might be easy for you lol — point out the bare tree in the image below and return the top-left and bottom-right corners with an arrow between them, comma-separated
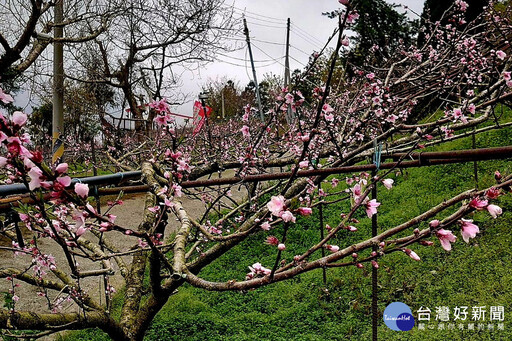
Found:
65,0 -> 238,134
0,0 -> 115,82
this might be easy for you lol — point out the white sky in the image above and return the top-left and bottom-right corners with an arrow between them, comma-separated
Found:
174,0 -> 425,118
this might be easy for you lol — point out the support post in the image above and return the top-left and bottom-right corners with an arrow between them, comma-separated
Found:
371,170 -> 378,341
472,127 -> 478,189
371,139 -> 381,341
221,88 -> 225,119
318,183 -> 327,285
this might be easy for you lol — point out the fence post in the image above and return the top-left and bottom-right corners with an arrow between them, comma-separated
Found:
371,140 -> 382,341
371,169 -> 378,341
318,183 -> 327,285
472,127 -> 478,189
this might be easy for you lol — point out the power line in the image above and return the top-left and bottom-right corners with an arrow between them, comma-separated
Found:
216,57 -> 281,69
290,22 -> 324,45
290,44 -> 312,57
290,27 -> 323,50
232,6 -> 285,23
232,8 -> 284,25
234,16 -> 287,29
252,38 -> 286,46
217,51 -> 283,63
289,54 -> 308,68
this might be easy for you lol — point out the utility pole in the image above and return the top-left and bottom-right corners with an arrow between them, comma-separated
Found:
284,18 -> 291,87
243,17 -> 264,121
284,18 -> 293,124
52,0 -> 64,163
221,88 -> 225,119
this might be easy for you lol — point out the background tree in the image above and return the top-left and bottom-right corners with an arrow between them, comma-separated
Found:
0,0 -> 114,85
422,0 -> 487,24
205,78 -> 244,121
66,0 -> 238,135
343,0 -> 416,68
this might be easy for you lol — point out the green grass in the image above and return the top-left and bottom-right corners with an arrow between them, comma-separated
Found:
64,109 -> 512,341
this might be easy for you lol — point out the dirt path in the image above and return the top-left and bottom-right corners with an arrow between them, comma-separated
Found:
0,170 -> 247,319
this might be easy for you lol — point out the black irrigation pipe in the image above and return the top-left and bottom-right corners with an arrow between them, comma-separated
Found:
0,171 -> 142,197
1,146 -> 512,199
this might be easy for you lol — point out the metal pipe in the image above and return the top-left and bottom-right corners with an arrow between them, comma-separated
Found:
181,155 -> 512,188
1,146 -> 512,198
0,171 -> 142,196
388,146 -> 512,161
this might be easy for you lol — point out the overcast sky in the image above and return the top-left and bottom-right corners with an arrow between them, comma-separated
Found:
174,0 -> 425,118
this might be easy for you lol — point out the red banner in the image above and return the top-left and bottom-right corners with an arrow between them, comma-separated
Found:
192,101 -> 212,136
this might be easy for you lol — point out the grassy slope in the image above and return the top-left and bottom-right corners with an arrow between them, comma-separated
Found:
64,113 -> 512,341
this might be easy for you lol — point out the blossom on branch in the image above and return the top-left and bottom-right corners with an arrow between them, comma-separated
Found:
486,204 -> 502,219
365,199 -> 380,218
404,248 -> 421,261
74,183 -> 89,198
267,195 -> 285,217
460,219 -> 479,243
436,229 -> 457,251
382,179 -> 394,190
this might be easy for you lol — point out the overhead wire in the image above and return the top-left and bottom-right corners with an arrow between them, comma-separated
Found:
290,27 -> 324,50
217,51 -> 283,63
252,38 -> 286,46
217,57 -> 281,69
232,10 -> 284,25
232,6 -> 285,23
290,44 -> 312,57
290,22 -> 325,45
235,17 -> 287,29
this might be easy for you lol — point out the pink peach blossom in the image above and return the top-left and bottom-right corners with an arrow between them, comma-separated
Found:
485,187 -> 500,199
366,199 -> 380,218
241,125 -> 250,138
299,160 -> 309,168
261,221 -> 271,231
496,50 -> 506,60
28,167 -> 43,190
12,111 -> 27,126
382,179 -> 394,190
55,163 -> 68,174
436,228 -> 457,251
56,176 -> 71,188
74,183 -> 89,198
297,207 -> 312,216
347,225 -> 357,232
280,210 -> 296,223
404,248 -> 421,261
469,197 -> 488,210
265,236 -> 279,246
267,195 -> 285,217
460,218 -> 479,243
429,219 -> 440,228
0,88 -> 13,104
486,204 -> 502,219
326,244 -> 339,253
